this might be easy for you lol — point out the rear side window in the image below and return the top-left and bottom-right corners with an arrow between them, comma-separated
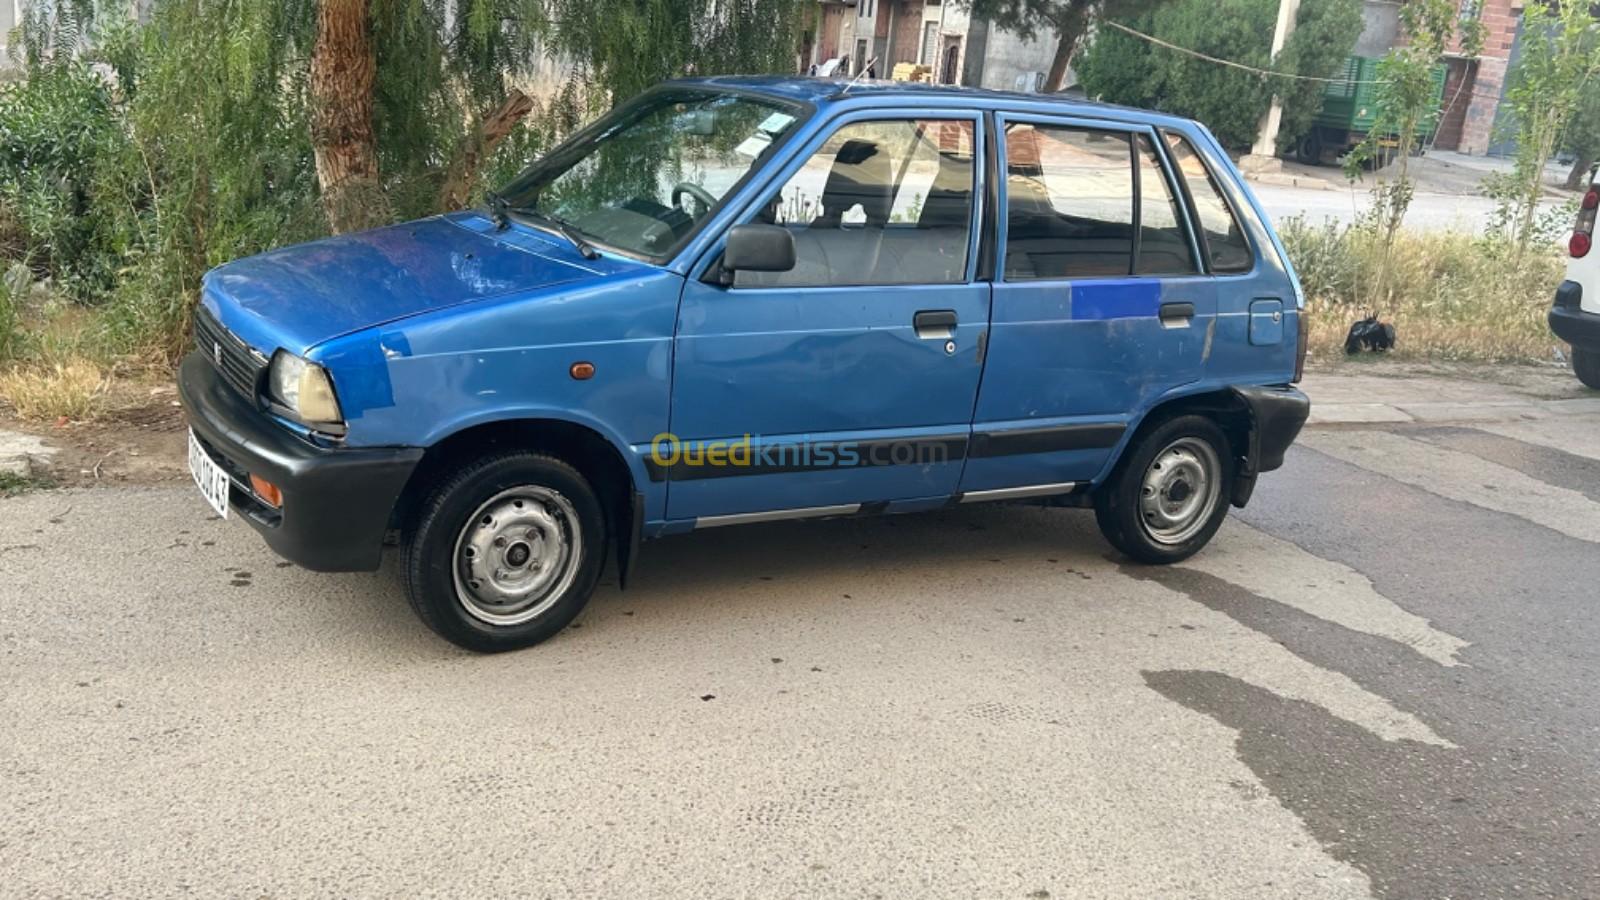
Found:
1003,123 -> 1134,279
1135,135 -> 1198,276
1162,133 -> 1252,273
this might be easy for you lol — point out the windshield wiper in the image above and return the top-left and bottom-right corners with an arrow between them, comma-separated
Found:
485,190 -> 513,231
483,191 -> 600,260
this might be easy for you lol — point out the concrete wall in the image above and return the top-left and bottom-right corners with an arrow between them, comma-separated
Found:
1354,0 -> 1402,57
973,26 -> 1058,92
1,0 -> 22,70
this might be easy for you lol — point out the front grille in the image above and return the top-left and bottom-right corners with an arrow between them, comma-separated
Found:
194,304 -> 269,401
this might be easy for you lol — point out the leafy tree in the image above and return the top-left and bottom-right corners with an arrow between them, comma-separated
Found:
1075,0 -> 1362,150
293,0 -> 812,231
1,0 -> 815,358
0,61 -> 121,296
1328,0 -> 1483,310
1486,0 -> 1600,254
1561,85 -> 1600,190
1345,0 -> 1482,300
959,0 -> 1170,92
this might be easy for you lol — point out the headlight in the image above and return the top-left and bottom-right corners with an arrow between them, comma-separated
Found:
267,350 -> 343,426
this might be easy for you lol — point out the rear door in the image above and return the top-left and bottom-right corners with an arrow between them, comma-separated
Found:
667,112 -> 988,521
961,114 -> 1215,494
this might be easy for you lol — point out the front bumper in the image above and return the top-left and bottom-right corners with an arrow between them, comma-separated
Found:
178,352 -> 423,572
1550,281 -> 1600,352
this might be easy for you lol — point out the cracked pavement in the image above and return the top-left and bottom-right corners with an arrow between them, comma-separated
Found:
3,391 -> 1599,898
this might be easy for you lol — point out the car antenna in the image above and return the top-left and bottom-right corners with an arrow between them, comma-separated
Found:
838,57 -> 878,96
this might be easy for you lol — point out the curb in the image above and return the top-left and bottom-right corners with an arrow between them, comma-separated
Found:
0,429 -> 54,478
1244,171 -> 1337,192
1309,397 -> 1600,426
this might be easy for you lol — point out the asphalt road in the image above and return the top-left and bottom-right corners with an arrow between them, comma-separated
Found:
1250,182 -> 1568,234
4,392 -> 1600,897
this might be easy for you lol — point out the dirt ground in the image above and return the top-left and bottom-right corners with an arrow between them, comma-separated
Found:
1,379 -> 188,490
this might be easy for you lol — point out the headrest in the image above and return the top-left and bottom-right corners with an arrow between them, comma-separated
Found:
918,153 -> 974,228
918,189 -> 972,228
817,139 -> 893,227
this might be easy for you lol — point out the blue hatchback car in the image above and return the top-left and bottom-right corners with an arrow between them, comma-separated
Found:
179,77 -> 1310,651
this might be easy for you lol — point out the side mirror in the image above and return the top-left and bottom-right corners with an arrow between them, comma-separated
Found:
722,224 -> 796,276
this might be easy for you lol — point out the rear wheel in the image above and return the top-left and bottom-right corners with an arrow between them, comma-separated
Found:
402,452 -> 606,652
1575,348 -> 1600,390
1295,130 -> 1324,166
1094,415 -> 1235,565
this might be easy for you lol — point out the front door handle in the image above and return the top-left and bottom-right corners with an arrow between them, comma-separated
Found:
914,309 -> 957,339
1159,302 -> 1196,327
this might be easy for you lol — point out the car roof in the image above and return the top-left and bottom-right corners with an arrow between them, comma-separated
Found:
669,75 -> 1193,129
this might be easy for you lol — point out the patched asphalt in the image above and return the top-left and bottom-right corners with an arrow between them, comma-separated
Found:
3,409 -> 1599,898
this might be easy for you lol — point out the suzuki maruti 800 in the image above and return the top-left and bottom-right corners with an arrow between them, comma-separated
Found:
180,77 -> 1311,651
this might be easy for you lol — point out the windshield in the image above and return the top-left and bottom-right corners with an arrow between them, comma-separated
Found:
496,88 -> 807,260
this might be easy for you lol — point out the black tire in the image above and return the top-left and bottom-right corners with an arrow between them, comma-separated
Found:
1295,130 -> 1324,167
1094,415 -> 1235,565
402,452 -> 606,652
1576,348 -> 1600,391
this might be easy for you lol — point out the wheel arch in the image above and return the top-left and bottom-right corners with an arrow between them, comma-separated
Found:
393,416 -> 646,587
1116,385 -> 1299,510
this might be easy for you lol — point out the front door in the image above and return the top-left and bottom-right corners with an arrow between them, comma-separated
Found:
961,114 -> 1217,493
667,113 -> 987,521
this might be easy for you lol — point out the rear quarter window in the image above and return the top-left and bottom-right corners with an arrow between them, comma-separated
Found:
1162,133 -> 1253,273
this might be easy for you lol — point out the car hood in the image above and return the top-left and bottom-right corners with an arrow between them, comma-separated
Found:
202,212 -> 610,356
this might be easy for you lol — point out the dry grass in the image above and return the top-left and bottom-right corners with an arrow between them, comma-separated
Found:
0,360 -> 109,421
1281,218 -> 1567,362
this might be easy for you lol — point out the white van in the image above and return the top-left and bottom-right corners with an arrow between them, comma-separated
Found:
1551,164 -> 1600,389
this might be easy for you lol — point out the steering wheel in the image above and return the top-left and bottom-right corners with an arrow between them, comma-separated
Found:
671,182 -> 718,221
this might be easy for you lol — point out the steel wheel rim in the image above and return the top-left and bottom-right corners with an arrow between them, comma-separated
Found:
452,486 -> 583,627
1138,436 -> 1222,546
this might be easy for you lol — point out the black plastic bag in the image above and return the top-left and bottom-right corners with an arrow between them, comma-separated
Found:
1344,315 -> 1396,354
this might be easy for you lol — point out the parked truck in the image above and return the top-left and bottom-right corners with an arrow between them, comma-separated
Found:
1294,55 -> 1449,168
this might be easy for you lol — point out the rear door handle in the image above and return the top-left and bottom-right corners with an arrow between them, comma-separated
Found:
914,309 -> 957,339
1159,302 -> 1196,327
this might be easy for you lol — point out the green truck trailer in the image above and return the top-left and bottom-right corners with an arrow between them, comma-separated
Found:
1295,55 -> 1449,167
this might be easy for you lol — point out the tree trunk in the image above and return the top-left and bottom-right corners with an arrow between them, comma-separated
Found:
1566,152 -> 1596,190
1043,9 -> 1090,92
310,0 -> 388,234
438,89 -> 537,211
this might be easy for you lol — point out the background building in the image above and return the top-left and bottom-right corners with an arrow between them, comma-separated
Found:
1354,0 -> 1522,156
809,0 -> 1065,92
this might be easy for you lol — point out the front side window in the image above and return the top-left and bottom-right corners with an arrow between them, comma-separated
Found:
496,89 -> 805,260
1003,124 -> 1135,279
736,118 -> 976,288
1162,133 -> 1253,273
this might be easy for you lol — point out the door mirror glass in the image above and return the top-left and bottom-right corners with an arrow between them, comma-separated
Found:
723,224 -> 797,274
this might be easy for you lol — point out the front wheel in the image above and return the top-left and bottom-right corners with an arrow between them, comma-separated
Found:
402,452 -> 606,652
1574,348 -> 1600,390
1094,415 -> 1235,565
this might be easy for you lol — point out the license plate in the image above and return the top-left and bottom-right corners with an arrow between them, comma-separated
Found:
188,429 -> 231,519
